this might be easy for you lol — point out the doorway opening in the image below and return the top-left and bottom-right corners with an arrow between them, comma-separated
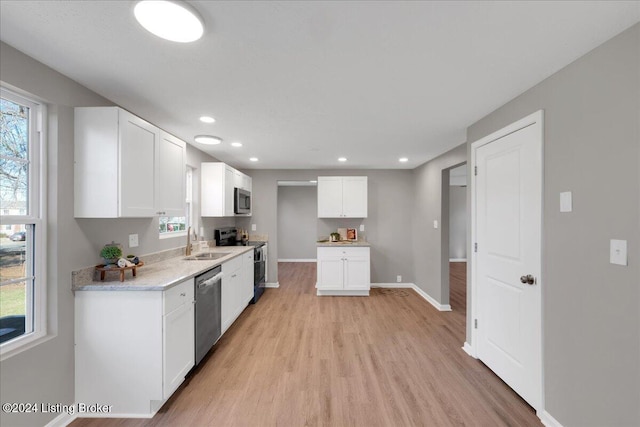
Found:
448,164 -> 467,313
441,162 -> 467,315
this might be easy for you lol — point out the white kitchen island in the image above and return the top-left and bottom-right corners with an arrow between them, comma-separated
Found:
315,241 -> 371,296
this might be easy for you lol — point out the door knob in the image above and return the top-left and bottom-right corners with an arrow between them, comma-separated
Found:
520,274 -> 535,285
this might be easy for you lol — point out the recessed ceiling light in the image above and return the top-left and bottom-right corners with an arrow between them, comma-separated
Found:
338,157 -> 347,162
199,116 -> 215,123
134,1 -> 204,43
231,142 -> 243,147
399,157 -> 409,162
249,157 -> 259,162
194,135 -> 222,145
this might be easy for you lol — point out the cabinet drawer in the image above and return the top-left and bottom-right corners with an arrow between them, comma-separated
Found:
222,255 -> 243,274
164,279 -> 194,314
318,246 -> 370,258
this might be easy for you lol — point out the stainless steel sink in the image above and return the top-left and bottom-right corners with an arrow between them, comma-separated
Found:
184,252 -> 231,261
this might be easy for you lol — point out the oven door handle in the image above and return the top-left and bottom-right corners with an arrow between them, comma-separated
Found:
198,272 -> 224,289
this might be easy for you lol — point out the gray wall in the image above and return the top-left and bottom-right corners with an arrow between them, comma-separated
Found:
1,41 -> 113,427
277,186 -> 317,260
411,144 -> 467,305
238,169 -> 414,284
449,185 -> 467,259
466,24 -> 639,426
0,41 -> 221,426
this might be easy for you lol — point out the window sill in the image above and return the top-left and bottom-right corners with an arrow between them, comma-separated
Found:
0,330 -> 52,362
159,231 -> 187,240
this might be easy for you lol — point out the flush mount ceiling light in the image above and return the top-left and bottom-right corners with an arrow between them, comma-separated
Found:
134,1 -> 204,43
199,116 -> 215,123
399,157 -> 409,162
231,142 -> 243,147
249,157 -> 259,162
338,157 -> 347,162
194,135 -> 222,145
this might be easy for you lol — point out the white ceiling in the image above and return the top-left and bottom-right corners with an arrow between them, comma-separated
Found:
1,1 -> 638,170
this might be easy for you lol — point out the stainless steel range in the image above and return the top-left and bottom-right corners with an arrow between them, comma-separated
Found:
214,227 -> 266,303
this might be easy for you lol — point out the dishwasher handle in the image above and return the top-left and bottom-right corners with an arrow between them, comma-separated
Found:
197,272 -> 224,289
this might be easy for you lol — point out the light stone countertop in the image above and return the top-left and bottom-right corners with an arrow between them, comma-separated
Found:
316,240 -> 371,247
73,246 -> 254,292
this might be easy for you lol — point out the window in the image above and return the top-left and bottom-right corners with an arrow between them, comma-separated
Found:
0,88 -> 46,355
158,167 -> 192,238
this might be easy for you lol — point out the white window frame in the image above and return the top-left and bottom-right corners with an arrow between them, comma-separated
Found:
0,87 -> 47,359
158,166 -> 192,239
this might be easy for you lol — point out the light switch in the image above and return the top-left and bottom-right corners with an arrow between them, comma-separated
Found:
610,239 -> 627,266
360,224 -> 365,232
560,191 -> 572,212
433,220 -> 438,229
129,234 -> 139,248
251,224 -> 257,231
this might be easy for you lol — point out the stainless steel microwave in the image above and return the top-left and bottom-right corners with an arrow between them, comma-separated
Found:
234,188 -> 251,214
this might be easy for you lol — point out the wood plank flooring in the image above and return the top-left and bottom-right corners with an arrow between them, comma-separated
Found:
72,262 -> 540,427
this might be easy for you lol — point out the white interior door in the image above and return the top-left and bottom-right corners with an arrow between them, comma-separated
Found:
473,111 -> 542,410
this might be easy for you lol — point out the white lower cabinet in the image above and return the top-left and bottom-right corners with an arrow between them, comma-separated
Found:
242,250 -> 255,303
75,279 -> 194,417
221,252 -> 254,334
316,246 -> 371,296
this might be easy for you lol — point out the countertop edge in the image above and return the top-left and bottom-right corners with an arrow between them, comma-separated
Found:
73,246 -> 254,292
316,241 -> 371,247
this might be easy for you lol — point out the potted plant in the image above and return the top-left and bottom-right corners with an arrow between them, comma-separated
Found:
100,244 -> 122,265
330,232 -> 341,242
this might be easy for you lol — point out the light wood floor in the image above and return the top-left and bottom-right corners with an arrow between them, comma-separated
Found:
73,262 -> 539,427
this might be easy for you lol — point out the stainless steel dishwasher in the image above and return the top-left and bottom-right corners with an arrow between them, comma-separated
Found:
195,265 -> 223,366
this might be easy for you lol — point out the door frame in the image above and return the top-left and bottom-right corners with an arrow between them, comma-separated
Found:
469,109 -> 545,412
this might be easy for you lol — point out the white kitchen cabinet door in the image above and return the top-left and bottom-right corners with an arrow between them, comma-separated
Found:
224,166 -> 235,216
243,251 -> 254,304
157,131 -> 186,217
342,176 -> 368,218
163,299 -> 194,398
317,176 -> 367,218
317,177 -> 344,218
343,256 -> 371,290
221,274 -> 234,334
316,256 -> 344,290
201,162 -> 237,217
118,109 -> 158,217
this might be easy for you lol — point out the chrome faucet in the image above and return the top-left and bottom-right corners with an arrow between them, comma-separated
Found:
186,226 -> 192,256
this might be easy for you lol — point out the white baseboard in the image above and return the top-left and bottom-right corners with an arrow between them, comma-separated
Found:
278,259 -> 316,262
264,282 -> 280,288
45,411 -> 77,427
449,258 -> 467,262
462,341 -> 477,358
539,410 -> 564,427
372,283 -> 452,312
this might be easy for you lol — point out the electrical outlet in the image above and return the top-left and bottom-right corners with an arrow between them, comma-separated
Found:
251,224 -> 257,231
360,224 -> 365,232
397,275 -> 402,283
433,220 -> 438,229
129,234 -> 139,248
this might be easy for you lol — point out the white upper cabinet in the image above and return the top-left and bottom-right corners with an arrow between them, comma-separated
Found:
74,107 -> 185,218
158,131 -> 186,217
317,176 -> 368,218
201,162 -> 251,217
233,169 -> 252,192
